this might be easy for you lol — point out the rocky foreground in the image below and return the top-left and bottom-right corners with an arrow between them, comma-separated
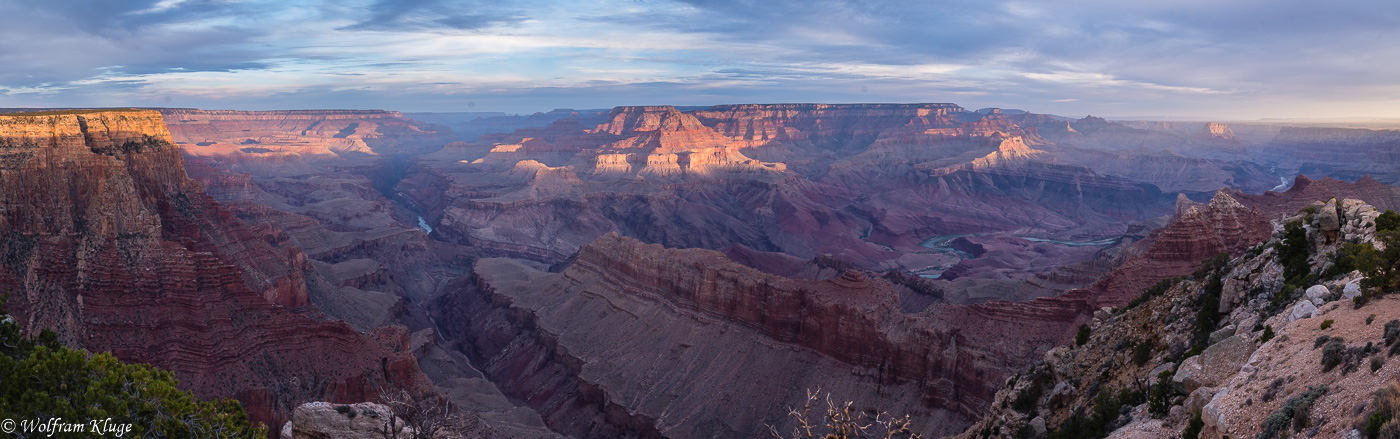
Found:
958,197 -> 1400,439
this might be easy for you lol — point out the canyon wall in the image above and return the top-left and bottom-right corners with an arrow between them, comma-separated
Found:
436,233 -> 1105,437
0,110 -> 432,432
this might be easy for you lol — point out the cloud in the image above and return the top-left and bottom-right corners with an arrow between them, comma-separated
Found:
0,0 -> 1398,118
339,0 -> 526,31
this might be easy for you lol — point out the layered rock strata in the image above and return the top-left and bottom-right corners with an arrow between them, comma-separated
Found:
0,110 -> 431,431
436,233 -> 1104,438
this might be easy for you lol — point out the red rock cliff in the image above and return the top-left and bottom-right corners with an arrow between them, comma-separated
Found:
0,110 -> 430,432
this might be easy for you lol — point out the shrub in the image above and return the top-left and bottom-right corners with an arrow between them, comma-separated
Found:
1048,386 -> 1141,439
1324,242 -> 1379,279
1184,415 -> 1205,439
1133,340 -> 1154,366
1258,385 -> 1328,439
1013,367 -> 1052,414
1149,370 -> 1175,418
1367,411 -> 1391,439
1076,324 -> 1091,346
1357,229 -> 1400,296
1128,277 -> 1180,310
1316,335 -> 1334,349
1360,381 -> 1400,439
1262,378 -> 1285,403
1190,253 -> 1229,349
771,388 -> 923,439
1386,320 -> 1400,346
1379,210 -> 1400,233
1375,356 -> 1387,373
0,297 -> 265,437
1323,339 -> 1347,372
1276,220 -> 1312,286
1322,319 -> 1335,330
1261,325 -> 1275,343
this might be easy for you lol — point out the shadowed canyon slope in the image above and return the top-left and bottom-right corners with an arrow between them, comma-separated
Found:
0,110 -> 432,431
435,233 -> 1096,438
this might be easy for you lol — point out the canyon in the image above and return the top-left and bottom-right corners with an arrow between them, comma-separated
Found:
0,110 -> 432,432
3,103 -> 1398,438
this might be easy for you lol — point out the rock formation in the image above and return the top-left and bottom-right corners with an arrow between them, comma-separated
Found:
397,103 -> 1235,288
435,232 -> 1108,437
281,402 -> 416,439
0,110 -> 432,431
956,198 -> 1400,439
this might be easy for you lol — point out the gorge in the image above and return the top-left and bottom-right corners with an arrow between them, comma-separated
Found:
2,103 -> 1399,439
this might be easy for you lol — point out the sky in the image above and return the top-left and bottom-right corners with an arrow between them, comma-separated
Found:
1,0 -> 1398,118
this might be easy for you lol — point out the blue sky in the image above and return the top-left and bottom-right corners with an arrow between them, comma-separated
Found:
1,0 -> 1398,118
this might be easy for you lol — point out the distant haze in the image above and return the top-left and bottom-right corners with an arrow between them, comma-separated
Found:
2,0 -> 1399,118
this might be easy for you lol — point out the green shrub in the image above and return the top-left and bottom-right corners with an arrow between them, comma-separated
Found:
1149,370 -> 1175,418
1133,340 -> 1154,366
1128,277 -> 1180,310
1379,210 -> 1400,233
1367,411 -> 1390,439
1374,356 -> 1386,373
1013,367 -> 1052,413
1361,382 -> 1400,439
1276,221 -> 1312,286
1357,229 -> 1400,297
1261,325 -> 1275,343
1191,253 -> 1229,349
1316,335 -> 1334,349
1183,415 -> 1205,439
0,296 -> 265,437
1322,319 -> 1335,330
1323,339 -> 1347,371
1386,320 -> 1400,346
1323,242 -> 1378,279
1048,386 -> 1141,439
1258,385 -> 1328,439
1076,324 -> 1091,346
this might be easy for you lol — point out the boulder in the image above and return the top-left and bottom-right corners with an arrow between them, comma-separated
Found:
1344,278 -> 1363,300
1173,336 -> 1254,393
1316,200 -> 1341,243
1289,300 -> 1318,322
1170,405 -> 1189,423
1201,388 -> 1232,439
1209,325 -> 1237,346
1049,381 -> 1077,407
1030,416 -> 1047,438
1305,285 -> 1330,305
1185,386 -> 1218,415
285,402 -> 413,439
1147,362 -> 1176,382
1341,199 -> 1381,243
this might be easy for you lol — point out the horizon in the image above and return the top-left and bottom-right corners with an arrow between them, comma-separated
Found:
11,103 -> 1400,125
2,1 -> 1399,119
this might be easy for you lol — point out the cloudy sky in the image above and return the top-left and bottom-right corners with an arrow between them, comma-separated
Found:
1,0 -> 1397,118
